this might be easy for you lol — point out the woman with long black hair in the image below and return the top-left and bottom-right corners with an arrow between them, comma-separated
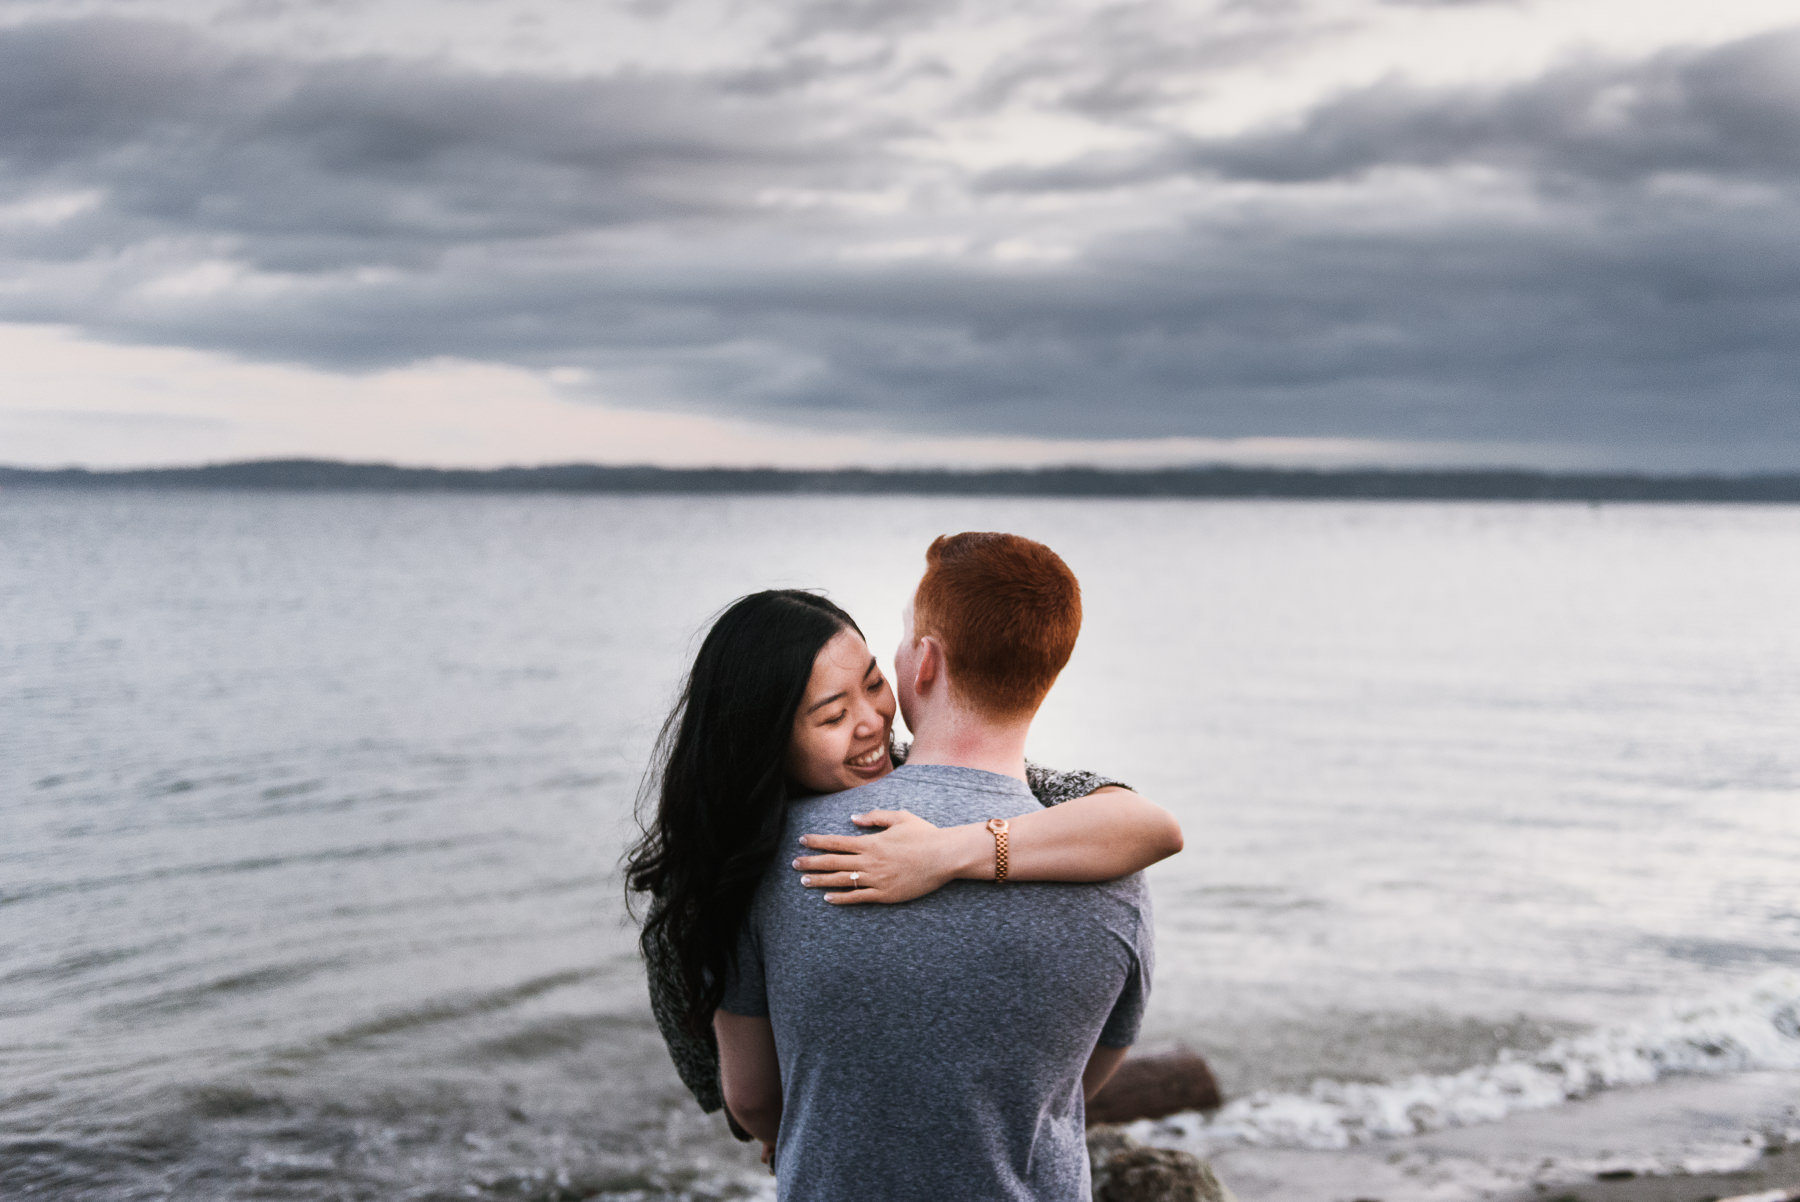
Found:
625,589 -> 1181,1136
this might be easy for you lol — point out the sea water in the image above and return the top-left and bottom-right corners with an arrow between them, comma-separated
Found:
2,492 -> 1797,1200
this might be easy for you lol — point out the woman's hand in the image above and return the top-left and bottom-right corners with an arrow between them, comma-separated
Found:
792,810 -> 979,905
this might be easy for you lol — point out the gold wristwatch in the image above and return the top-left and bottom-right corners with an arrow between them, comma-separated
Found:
986,818 -> 1011,882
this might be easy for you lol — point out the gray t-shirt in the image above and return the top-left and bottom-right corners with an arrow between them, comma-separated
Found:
720,763 -> 1154,1202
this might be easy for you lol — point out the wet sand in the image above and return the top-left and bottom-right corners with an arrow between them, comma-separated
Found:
1201,1072 -> 1800,1202
1498,1151 -> 1799,1202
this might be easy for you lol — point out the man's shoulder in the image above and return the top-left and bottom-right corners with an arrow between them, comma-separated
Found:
830,764 -> 1039,827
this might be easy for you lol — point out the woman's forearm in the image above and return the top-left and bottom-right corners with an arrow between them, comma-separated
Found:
791,790 -> 1183,903
945,788 -> 1183,882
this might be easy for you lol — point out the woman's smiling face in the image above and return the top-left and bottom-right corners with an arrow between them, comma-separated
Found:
786,628 -> 897,795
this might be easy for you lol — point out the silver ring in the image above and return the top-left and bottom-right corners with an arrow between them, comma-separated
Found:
850,872 -> 860,886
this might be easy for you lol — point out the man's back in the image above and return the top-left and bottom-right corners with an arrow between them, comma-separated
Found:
722,763 -> 1153,1202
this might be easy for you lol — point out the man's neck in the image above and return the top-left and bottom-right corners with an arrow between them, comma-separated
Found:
902,712 -> 1031,781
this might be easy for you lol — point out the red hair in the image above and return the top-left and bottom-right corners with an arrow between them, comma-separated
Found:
912,532 -> 1082,719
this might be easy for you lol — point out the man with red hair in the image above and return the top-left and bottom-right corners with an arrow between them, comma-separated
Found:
716,532 -> 1162,1201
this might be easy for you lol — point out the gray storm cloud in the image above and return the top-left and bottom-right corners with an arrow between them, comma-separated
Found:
1,13 -> 1797,466
0,19 -> 863,265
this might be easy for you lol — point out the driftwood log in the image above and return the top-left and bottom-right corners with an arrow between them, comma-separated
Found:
1087,1047 -> 1222,1126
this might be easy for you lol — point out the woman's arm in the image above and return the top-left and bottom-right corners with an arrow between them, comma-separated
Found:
715,1010 -> 782,1147
1084,1044 -> 1131,1101
792,787 -> 1183,905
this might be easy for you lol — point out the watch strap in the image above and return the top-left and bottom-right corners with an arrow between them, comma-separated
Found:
986,817 -> 1010,882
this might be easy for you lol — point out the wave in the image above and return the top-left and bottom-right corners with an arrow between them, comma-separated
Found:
0,836 -> 482,910
1135,969 -> 1800,1154
275,968 -> 600,1060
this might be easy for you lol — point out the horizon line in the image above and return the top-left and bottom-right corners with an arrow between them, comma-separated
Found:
7,455 -> 1800,478
6,458 -> 1800,503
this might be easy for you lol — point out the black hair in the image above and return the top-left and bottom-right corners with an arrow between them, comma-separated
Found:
625,589 -> 861,1035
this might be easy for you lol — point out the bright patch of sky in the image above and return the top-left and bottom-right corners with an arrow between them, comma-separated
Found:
5,323 -> 1534,470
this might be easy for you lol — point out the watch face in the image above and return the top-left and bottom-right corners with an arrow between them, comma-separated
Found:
987,818 -> 1009,833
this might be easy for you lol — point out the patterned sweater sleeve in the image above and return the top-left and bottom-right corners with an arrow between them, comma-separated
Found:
642,907 -> 754,1139
1024,759 -> 1132,806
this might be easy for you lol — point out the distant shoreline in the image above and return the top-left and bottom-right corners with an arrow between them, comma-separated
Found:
5,459 -> 1800,503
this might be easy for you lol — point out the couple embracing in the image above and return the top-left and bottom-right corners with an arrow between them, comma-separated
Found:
627,532 -> 1184,1200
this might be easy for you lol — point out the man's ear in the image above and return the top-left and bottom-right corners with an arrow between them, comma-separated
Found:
913,635 -> 943,696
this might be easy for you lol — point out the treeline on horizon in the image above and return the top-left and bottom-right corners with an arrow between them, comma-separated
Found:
4,459 -> 1800,502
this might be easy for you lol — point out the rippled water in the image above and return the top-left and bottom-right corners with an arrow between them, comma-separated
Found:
3,492 -> 1798,1200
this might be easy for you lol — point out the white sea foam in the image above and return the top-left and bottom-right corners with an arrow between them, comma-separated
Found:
1136,970 -> 1800,1155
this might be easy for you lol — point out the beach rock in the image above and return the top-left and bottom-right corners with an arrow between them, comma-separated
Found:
1087,1048 -> 1222,1125
1087,1127 -> 1239,1202
1086,1126 -> 1140,1176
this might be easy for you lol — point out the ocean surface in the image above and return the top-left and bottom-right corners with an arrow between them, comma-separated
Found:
2,491 -> 1798,1201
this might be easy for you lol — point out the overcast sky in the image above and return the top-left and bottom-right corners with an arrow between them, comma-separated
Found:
2,0 -> 1796,470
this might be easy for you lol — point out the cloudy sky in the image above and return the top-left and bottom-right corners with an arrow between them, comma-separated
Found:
1,0 -> 1796,470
